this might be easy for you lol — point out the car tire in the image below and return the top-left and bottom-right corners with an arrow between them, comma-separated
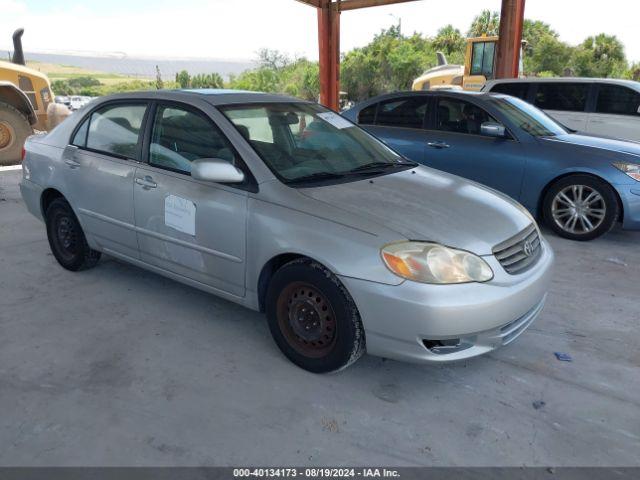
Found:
543,175 -> 619,241
45,198 -> 101,271
265,259 -> 365,373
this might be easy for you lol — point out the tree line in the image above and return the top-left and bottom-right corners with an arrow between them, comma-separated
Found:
51,9 -> 639,102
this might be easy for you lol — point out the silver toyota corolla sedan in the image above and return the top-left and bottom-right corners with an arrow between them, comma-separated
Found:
20,90 -> 554,373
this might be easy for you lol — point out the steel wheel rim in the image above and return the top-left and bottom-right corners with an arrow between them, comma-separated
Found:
0,122 -> 14,150
276,281 -> 337,358
54,215 -> 80,260
551,184 -> 606,235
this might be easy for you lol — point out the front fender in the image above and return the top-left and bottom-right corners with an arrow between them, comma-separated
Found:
0,82 -> 37,125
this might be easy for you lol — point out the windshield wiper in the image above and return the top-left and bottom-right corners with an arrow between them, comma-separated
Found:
286,171 -> 346,184
346,160 -> 417,174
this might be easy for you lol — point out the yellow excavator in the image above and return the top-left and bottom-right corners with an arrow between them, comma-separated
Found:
0,29 -> 69,165
412,36 -> 523,92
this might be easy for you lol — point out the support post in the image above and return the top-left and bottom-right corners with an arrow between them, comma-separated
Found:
495,0 -> 526,79
317,1 -> 341,110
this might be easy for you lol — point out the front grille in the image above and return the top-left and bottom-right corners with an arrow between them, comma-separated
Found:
493,224 -> 542,275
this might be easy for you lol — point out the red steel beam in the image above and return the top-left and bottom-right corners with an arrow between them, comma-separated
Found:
337,0 -> 419,11
295,0 -> 322,7
495,0 -> 526,79
317,0 -> 340,110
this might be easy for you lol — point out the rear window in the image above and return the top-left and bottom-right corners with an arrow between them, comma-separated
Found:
375,97 -> 429,129
490,82 -> 530,100
534,83 -> 589,112
596,85 -> 640,116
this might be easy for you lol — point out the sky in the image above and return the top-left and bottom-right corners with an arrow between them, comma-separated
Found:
1,0 -> 639,63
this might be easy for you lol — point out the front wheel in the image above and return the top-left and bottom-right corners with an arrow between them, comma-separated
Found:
45,198 -> 101,271
543,175 -> 619,241
265,259 -> 365,373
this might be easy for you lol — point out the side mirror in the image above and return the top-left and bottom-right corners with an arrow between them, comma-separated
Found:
481,122 -> 507,138
191,158 -> 245,184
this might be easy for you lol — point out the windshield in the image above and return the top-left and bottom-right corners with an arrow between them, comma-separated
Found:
490,96 -> 568,137
220,103 -> 414,185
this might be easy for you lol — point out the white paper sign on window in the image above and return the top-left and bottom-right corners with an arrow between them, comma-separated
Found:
165,195 -> 196,236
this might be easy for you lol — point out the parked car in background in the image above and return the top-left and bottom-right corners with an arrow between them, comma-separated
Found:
54,95 -> 71,108
20,90 -> 553,372
343,90 -> 640,241
69,95 -> 93,111
483,78 -> 640,142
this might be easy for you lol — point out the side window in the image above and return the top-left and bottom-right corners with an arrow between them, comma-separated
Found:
71,118 -> 89,147
470,42 -> 496,78
150,105 -> 236,175
375,97 -> 429,129
358,103 -> 378,124
490,82 -> 529,100
86,103 -> 146,160
534,83 -> 588,112
436,98 -> 498,135
596,85 -> 640,116
225,107 -> 274,144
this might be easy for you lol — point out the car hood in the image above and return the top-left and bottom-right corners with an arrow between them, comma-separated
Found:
544,133 -> 640,159
298,167 -> 533,256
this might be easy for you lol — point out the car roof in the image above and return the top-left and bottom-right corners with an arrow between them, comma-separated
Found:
350,90 -> 501,109
485,77 -> 640,90
93,89 -> 309,107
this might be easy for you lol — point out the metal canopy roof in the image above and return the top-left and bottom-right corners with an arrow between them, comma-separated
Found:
296,0 -> 419,11
296,0 -> 526,110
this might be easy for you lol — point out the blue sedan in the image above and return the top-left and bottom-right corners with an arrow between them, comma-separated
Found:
343,91 -> 640,240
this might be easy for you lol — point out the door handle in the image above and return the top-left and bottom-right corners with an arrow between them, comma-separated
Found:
427,141 -> 451,149
64,159 -> 81,169
135,176 -> 157,189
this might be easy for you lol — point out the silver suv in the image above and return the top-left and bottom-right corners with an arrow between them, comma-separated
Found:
484,78 -> 640,142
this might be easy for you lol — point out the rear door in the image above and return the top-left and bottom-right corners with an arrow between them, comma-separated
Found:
62,101 -> 148,259
133,101 -> 249,297
532,82 -> 590,131
356,96 -> 431,163
588,84 -> 640,142
421,96 -> 527,200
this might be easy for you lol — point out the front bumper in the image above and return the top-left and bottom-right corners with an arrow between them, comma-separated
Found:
340,238 -> 554,364
617,185 -> 640,230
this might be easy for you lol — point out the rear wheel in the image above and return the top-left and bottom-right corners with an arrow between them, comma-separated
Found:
45,198 -> 101,271
265,259 -> 365,373
543,175 -> 619,241
0,102 -> 32,166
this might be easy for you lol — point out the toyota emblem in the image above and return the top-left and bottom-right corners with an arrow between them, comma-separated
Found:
523,240 -> 534,257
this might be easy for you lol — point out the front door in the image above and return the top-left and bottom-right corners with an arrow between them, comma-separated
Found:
587,84 -> 640,142
133,102 -> 248,297
423,96 -> 527,200
62,102 -> 148,259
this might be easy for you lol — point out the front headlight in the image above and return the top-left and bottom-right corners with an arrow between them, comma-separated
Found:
381,242 -> 494,284
613,162 -> 640,181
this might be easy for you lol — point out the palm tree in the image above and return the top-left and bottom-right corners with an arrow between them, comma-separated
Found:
433,25 -> 465,56
467,10 -> 500,37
